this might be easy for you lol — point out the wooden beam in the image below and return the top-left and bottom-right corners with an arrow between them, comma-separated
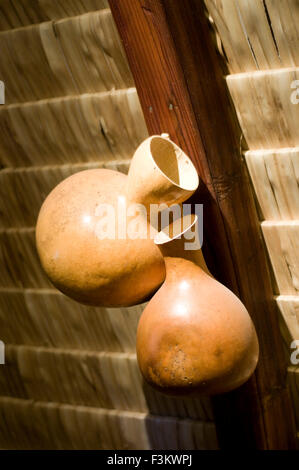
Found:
109,0 -> 297,449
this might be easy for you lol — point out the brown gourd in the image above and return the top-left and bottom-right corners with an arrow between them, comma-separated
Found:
36,135 -> 199,307
136,215 -> 259,395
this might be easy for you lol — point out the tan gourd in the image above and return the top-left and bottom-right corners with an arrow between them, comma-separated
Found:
137,215 -> 259,395
36,135 -> 199,307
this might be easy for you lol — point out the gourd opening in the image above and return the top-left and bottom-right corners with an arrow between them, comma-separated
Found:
155,213 -> 198,245
150,137 -> 199,191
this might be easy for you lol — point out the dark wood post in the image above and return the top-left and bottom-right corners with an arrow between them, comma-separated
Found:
109,0 -> 297,449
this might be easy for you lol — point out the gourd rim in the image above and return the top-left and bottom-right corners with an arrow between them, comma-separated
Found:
155,213 -> 198,245
149,136 -> 199,192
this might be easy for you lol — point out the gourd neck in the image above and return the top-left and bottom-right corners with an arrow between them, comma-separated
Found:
126,135 -> 199,209
155,215 -> 211,276
159,240 -> 210,275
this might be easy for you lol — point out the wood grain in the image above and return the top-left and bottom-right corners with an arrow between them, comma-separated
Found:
0,344 -> 213,421
245,149 -> 299,220
204,0 -> 278,72
288,367 -> 299,431
54,10 -> 134,94
265,0 -> 299,68
276,296 -> 299,346
0,290 -> 143,352
0,160 -> 130,228
0,10 -> 133,104
0,0 -> 109,31
0,89 -> 147,167
205,0 -> 299,73
227,68 -> 299,150
262,222 -> 299,295
0,397 -> 218,449
0,228 -> 51,288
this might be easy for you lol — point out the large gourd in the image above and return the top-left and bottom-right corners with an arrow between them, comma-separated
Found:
36,136 -> 199,307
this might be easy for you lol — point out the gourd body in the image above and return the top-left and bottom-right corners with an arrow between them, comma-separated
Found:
36,136 -> 199,307
36,168 -> 165,307
137,219 -> 259,395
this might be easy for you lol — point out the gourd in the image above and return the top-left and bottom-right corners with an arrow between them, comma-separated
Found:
36,135 -> 199,307
137,215 -> 259,395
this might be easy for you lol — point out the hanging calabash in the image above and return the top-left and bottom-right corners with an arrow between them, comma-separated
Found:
136,215 -> 259,395
36,135 -> 199,307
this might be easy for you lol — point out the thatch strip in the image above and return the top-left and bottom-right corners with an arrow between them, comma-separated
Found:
0,89 -> 148,167
0,396 -> 218,449
227,68 -> 299,150
205,0 -> 299,73
0,10 -> 133,104
0,228 -> 51,288
276,296 -> 299,346
0,160 -> 130,228
262,222 -> 299,295
0,344 -> 213,422
245,149 -> 299,221
0,289 -> 142,352
0,0 -> 109,31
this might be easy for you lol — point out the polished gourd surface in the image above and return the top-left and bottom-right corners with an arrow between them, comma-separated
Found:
35,136 -> 199,307
137,216 -> 259,396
